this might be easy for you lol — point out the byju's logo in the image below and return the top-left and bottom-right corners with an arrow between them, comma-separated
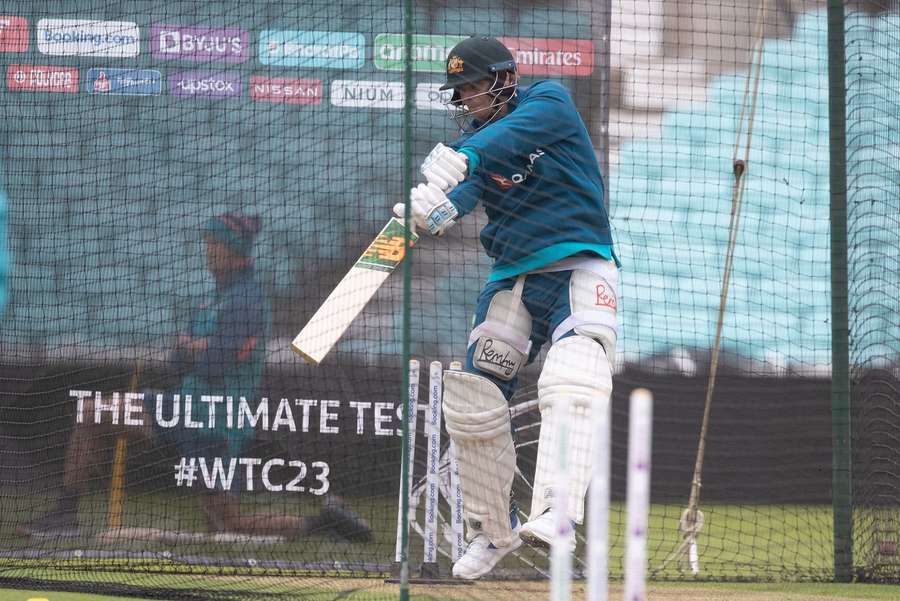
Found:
170,70 -> 241,99
150,24 -> 249,63
37,19 -> 139,57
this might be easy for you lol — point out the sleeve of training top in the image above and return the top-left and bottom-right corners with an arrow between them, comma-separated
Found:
457,82 -> 581,169
445,171 -> 486,218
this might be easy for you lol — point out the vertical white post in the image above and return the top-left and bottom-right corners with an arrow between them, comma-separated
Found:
395,359 -> 420,563
423,361 -> 442,565
447,361 -> 465,562
587,397 -> 612,601
550,395 -> 573,601
624,388 -> 653,601
449,441 -> 465,562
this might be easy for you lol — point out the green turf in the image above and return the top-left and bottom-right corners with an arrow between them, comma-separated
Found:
2,490 -> 897,594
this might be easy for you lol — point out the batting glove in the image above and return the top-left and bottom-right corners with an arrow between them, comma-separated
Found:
393,183 -> 459,236
420,143 -> 468,192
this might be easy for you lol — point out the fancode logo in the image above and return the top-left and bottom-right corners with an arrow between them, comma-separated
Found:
37,19 -> 139,57
258,30 -> 364,69
86,68 -> 162,95
150,24 -> 249,63
7,64 -> 79,93
357,219 -> 417,272
498,37 -> 594,77
250,76 -> 322,105
0,16 -> 29,52
374,34 -> 466,72
170,70 -> 241,98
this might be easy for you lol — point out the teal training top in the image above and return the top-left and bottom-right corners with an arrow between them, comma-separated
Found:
447,80 -> 619,282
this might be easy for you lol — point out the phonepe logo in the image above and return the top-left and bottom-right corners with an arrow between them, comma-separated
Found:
258,30 -> 364,69
150,24 -> 249,63
0,16 -> 29,52
170,70 -> 241,99
37,19 -> 139,58
499,37 -> 594,77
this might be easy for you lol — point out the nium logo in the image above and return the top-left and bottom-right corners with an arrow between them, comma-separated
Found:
37,19 -> 139,58
250,76 -> 322,105
7,64 -> 79,93
330,80 -> 403,109
170,71 -> 242,98
150,25 -> 249,63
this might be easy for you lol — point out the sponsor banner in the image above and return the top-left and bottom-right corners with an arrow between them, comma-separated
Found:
330,79 -> 403,109
0,16 -> 29,52
499,37 -> 594,77
374,34 -> 466,72
170,70 -> 241,99
37,18 -> 139,58
86,68 -> 162,95
250,76 -> 322,105
258,30 -> 364,69
414,83 -> 452,111
150,24 -> 249,63
7,64 -> 78,93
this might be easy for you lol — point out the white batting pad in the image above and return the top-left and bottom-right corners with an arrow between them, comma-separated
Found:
442,370 -> 518,548
531,335 -> 612,523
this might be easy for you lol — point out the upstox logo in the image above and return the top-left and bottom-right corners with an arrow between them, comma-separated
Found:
258,31 -> 364,69
37,19 -> 139,57
374,34 -> 466,72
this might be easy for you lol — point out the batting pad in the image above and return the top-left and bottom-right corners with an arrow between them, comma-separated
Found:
442,370 -> 518,549
530,335 -> 612,523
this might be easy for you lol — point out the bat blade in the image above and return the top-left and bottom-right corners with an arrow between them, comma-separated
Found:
291,217 -> 417,365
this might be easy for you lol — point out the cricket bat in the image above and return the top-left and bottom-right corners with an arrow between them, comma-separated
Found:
291,217 -> 418,365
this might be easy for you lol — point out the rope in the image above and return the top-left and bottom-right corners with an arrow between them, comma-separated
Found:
654,0 -> 769,575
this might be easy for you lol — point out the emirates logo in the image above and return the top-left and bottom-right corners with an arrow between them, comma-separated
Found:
447,55 -> 464,74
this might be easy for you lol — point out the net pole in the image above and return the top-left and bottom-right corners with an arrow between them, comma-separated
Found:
826,0 -> 852,582
398,0 -> 415,597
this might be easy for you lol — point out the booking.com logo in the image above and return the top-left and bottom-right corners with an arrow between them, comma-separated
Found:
37,19 -> 140,57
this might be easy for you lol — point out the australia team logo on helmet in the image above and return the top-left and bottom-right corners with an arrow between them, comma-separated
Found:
447,55 -> 464,75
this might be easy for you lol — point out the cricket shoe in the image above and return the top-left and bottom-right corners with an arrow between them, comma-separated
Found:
452,513 -> 522,580
519,510 -> 576,553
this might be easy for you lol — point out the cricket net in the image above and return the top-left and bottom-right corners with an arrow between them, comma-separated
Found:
0,1 -> 897,600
